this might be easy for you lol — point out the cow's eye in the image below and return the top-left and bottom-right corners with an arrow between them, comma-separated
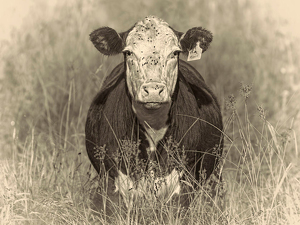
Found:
173,51 -> 181,56
123,51 -> 132,56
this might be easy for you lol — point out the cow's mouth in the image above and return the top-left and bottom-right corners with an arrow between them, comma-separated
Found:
134,101 -> 171,111
143,102 -> 163,109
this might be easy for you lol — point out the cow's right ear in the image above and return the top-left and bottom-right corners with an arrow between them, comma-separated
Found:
175,27 -> 213,61
179,27 -> 213,53
90,27 -> 126,55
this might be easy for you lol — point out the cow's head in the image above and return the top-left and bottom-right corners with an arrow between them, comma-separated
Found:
90,16 -> 212,129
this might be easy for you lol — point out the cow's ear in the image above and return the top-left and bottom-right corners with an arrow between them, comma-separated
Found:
90,27 -> 126,55
178,27 -> 213,60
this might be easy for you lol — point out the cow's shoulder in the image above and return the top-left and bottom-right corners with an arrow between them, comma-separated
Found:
86,62 -> 127,134
92,62 -> 125,106
178,59 -> 217,107
102,62 -> 125,90
178,59 -> 205,83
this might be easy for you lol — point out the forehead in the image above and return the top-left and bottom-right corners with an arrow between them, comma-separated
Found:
126,16 -> 179,52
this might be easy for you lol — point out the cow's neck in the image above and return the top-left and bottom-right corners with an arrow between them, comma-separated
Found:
132,101 -> 170,151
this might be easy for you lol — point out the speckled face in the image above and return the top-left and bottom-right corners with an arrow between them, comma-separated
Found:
123,16 -> 181,109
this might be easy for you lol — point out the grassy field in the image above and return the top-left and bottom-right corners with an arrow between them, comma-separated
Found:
1,0 -> 300,224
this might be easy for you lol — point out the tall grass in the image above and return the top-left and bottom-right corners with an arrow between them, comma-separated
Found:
221,88 -> 299,224
1,85 -> 299,224
1,0 -> 299,224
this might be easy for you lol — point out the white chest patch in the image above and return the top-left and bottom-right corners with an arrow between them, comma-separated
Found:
144,125 -> 168,152
114,168 -> 182,208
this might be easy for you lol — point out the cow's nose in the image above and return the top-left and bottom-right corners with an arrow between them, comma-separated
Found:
142,83 -> 165,97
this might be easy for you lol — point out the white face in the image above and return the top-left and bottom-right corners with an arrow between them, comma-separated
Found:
123,16 -> 181,109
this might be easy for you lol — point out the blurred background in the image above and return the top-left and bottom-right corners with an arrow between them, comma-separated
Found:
0,0 -> 299,223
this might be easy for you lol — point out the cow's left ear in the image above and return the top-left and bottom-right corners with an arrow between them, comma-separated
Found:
90,27 -> 129,55
175,27 -> 213,61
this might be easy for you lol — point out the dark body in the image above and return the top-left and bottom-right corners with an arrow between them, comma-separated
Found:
85,59 -> 223,209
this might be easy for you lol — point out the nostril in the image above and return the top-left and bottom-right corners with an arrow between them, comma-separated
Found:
159,88 -> 164,95
144,87 -> 149,94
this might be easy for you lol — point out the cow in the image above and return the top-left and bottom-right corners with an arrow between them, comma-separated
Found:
85,16 -> 223,215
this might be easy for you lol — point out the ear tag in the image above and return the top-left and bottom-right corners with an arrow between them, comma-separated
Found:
187,42 -> 202,61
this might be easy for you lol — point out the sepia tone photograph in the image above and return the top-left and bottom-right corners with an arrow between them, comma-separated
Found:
1,0 -> 299,224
